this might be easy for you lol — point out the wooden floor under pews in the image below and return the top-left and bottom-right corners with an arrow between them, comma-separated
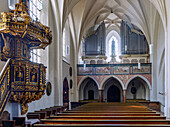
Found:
33,103 -> 170,127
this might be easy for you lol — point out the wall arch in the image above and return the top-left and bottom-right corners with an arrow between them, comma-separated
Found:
125,75 -> 151,100
125,75 -> 152,90
101,76 -> 124,102
78,76 -> 100,91
78,76 -> 99,101
100,76 -> 125,90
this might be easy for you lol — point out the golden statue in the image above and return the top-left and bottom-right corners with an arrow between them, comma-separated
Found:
18,70 -> 22,78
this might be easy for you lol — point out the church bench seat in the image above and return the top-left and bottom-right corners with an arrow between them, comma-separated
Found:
27,113 -> 40,120
40,119 -> 170,125
49,115 -> 166,120
13,117 -> 25,127
26,106 -> 68,121
39,106 -> 65,115
65,111 -> 155,113
36,110 -> 52,117
56,112 -> 160,116
34,123 -> 170,127
27,112 -> 47,119
2,120 -> 15,127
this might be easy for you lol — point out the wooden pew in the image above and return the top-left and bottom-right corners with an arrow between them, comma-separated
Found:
13,117 -> 25,127
57,112 -> 161,116
49,115 -> 166,120
34,124 -> 170,127
26,106 -> 68,120
34,103 -> 170,127
2,120 -> 15,127
27,112 -> 47,119
40,119 -> 170,125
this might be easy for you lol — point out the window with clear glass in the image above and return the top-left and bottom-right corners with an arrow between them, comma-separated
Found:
108,36 -> 120,62
30,49 -> 41,63
8,0 -> 20,10
62,26 -> 70,61
8,0 -> 15,10
63,28 -> 66,57
29,0 -> 42,63
29,0 -> 42,22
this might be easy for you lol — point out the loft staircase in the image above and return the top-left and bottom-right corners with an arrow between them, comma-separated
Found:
34,103 -> 170,127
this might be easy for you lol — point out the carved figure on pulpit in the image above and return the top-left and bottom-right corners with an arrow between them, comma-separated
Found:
1,34 -> 10,55
15,66 -> 24,81
21,103 -> 28,115
23,44 -> 27,57
30,68 -> 37,82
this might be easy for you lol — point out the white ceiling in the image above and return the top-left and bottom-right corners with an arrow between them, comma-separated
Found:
61,0 -> 161,50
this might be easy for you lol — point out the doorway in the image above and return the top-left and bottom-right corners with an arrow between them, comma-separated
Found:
63,78 -> 69,106
88,90 -> 94,100
107,85 -> 120,102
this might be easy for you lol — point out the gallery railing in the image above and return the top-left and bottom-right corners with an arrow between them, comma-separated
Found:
77,63 -> 152,76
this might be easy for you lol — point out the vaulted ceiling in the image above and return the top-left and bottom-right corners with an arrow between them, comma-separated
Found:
60,0 -> 165,52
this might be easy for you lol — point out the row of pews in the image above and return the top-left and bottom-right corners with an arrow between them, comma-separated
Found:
0,111 -> 25,127
26,106 -> 68,126
34,103 -> 170,127
0,106 -> 68,127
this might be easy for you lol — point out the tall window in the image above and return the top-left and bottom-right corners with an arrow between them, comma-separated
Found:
63,28 -> 66,57
29,0 -> 42,63
29,0 -> 42,22
63,28 -> 70,58
108,36 -> 120,62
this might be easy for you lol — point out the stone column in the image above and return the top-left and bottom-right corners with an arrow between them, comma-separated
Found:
123,90 -> 127,103
99,89 -> 104,102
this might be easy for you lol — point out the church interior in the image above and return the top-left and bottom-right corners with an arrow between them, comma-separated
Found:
1,0 -> 170,126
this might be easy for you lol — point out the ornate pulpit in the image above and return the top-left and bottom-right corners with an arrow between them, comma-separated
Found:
0,0 -> 52,115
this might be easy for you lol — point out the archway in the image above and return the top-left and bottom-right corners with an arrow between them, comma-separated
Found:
79,77 -> 99,101
103,77 -> 123,102
63,78 -> 69,106
126,77 -> 150,101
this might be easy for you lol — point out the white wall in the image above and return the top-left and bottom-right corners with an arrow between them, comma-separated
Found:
0,0 -> 9,13
151,13 -> 165,113
156,18 -> 165,112
126,79 -> 146,100
5,102 -> 21,120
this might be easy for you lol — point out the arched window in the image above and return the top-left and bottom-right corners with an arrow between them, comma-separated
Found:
62,21 -> 70,61
107,36 -> 120,62
106,31 -> 121,63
